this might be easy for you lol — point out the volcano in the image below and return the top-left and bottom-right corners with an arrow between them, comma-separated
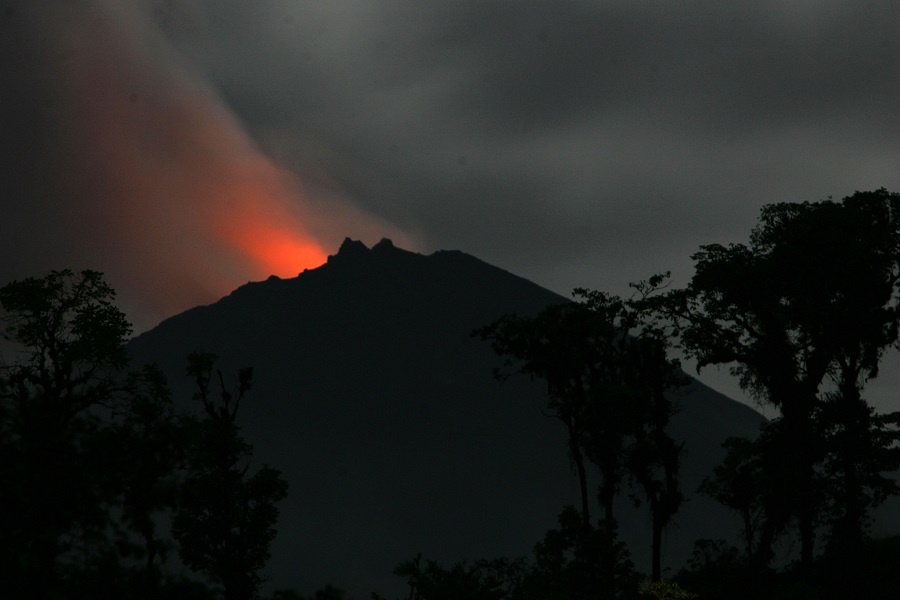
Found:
127,238 -> 767,597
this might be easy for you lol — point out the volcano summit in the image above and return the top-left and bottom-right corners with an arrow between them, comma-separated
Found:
128,238 -> 766,597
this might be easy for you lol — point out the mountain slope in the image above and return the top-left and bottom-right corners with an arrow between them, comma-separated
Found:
128,238 -> 767,597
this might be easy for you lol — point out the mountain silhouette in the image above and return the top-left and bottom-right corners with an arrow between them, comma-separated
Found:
128,238 -> 769,597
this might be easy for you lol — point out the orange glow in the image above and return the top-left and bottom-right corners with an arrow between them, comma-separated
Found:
50,3 -> 410,328
204,156 -> 331,280
57,5 -> 331,291
224,220 -> 328,278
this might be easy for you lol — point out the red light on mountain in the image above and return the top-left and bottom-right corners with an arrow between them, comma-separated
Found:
224,221 -> 328,277
37,4 -> 405,328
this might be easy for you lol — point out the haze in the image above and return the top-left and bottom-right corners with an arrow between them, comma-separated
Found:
1,1 -> 898,412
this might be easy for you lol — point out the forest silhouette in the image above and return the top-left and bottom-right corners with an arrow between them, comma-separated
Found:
1,189 -> 899,599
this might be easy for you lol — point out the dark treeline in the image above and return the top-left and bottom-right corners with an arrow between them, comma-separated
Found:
376,189 -> 900,600
651,189 -> 900,599
2,189 -> 899,600
0,270 -> 288,599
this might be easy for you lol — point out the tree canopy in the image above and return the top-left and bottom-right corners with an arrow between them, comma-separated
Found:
0,270 -> 288,599
647,189 -> 900,581
476,287 -> 686,586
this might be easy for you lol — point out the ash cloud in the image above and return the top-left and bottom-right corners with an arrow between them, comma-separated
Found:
156,1 -> 899,296
0,0 -> 410,331
2,1 -> 898,406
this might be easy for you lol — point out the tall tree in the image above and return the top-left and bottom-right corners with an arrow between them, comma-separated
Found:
475,301 -> 609,528
650,189 -> 900,572
577,287 -> 685,583
110,364 -> 188,595
0,269 -> 132,597
173,352 -> 288,600
476,287 -> 685,585
757,191 -> 900,567
698,436 -> 766,563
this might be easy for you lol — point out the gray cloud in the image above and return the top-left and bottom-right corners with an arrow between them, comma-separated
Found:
3,0 -> 899,406
170,1 -> 898,258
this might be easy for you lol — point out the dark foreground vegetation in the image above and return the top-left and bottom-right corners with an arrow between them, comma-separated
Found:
0,270 -> 287,599
1,189 -> 898,599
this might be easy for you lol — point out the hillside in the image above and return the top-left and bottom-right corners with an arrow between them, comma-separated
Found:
128,238 -> 767,597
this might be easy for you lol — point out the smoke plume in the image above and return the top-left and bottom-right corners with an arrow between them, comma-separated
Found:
0,1 -> 410,331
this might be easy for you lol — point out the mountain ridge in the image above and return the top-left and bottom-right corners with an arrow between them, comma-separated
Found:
128,238 -> 767,597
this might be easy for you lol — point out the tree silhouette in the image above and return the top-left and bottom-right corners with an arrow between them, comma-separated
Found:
698,436 -> 766,563
578,287 -> 685,583
476,287 -> 685,586
647,189 -> 900,575
625,426 -> 683,582
0,270 -> 236,598
0,269 -> 132,597
111,364 -> 189,595
526,506 -> 639,600
475,301 -> 605,528
173,352 -> 288,600
372,553 -> 524,600
816,392 -> 900,596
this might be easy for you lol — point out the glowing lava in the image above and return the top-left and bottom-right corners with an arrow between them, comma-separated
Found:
218,190 -> 329,278
28,1 -> 409,329
245,233 -> 328,277
50,1 -> 334,321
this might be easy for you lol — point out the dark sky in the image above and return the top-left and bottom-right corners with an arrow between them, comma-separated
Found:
2,1 -> 898,412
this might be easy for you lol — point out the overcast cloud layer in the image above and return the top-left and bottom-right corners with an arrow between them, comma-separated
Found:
2,1 -> 899,410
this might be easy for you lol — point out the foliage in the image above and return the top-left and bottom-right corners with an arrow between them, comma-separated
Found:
816,395 -> 900,552
0,269 -> 133,596
376,509 -> 640,600
4,188 -> 898,598
639,579 -> 698,600
475,299 -> 615,526
645,189 -> 900,573
0,270 -> 290,599
107,364 -> 189,591
476,287 -> 686,582
279,585 -> 346,600
698,437 -> 766,561
372,554 -> 525,600
525,506 -> 639,600
173,352 -> 289,600
0,268 -> 132,376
